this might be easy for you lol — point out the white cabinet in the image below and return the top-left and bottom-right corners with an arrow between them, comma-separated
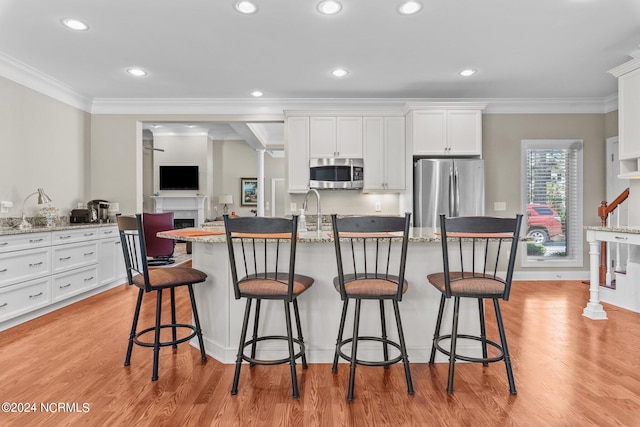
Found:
286,116 -> 310,193
609,59 -> 640,178
0,225 -> 125,329
309,116 -> 363,159
407,108 -> 483,156
363,116 -> 406,191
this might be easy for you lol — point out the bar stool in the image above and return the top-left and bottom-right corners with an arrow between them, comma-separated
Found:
117,214 -> 208,381
223,214 -> 314,399
330,213 -> 414,401
427,214 -> 522,394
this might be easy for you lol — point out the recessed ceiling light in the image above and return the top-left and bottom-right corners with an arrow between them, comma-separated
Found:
459,68 -> 477,77
398,1 -> 422,15
186,124 -> 197,128
127,68 -> 147,77
250,91 -> 264,97
331,68 -> 349,77
317,1 -> 342,15
151,124 -> 162,128
235,1 -> 258,14
61,18 -> 89,31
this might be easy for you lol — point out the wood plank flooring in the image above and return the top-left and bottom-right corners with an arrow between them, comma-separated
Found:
1,278 -> 640,426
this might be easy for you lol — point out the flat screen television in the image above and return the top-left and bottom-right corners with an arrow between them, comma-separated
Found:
159,165 -> 199,190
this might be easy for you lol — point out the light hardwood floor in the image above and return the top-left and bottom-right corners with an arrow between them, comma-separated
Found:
1,276 -> 639,426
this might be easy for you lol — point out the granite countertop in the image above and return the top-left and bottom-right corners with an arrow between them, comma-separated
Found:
159,227 -> 440,243
585,225 -> 640,234
0,222 -> 117,236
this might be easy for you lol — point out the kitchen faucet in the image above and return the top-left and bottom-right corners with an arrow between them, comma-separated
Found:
302,189 -> 321,231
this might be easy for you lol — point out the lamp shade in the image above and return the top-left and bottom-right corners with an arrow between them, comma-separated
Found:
218,194 -> 233,205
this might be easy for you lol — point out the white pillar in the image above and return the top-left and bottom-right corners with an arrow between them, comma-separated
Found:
257,149 -> 265,217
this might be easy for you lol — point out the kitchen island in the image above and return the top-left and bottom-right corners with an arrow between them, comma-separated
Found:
159,226 -> 486,364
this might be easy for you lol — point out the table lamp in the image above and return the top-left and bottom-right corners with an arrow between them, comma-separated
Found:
18,188 -> 52,230
219,194 -> 233,214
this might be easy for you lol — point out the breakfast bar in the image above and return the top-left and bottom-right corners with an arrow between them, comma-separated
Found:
159,226 -> 486,364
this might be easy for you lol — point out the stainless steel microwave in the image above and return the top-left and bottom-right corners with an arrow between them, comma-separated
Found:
309,158 -> 364,189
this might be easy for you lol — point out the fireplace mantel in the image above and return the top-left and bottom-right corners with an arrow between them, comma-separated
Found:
151,196 -> 207,226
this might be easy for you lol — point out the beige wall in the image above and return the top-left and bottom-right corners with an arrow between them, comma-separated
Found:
605,109 -> 619,139
483,113 -> 607,271
0,75 -> 90,219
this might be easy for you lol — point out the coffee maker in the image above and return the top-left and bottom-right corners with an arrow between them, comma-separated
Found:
87,199 -> 110,223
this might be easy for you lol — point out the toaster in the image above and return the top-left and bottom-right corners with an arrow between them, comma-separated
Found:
70,209 -> 91,223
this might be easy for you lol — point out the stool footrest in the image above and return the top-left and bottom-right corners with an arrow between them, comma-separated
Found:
133,323 -> 198,348
434,334 -> 504,364
337,336 -> 404,367
240,335 -> 306,366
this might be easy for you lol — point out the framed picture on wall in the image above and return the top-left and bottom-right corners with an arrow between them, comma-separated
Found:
240,177 -> 258,206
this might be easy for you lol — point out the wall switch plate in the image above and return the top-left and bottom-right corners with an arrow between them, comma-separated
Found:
375,202 -> 382,212
290,202 -> 297,213
0,200 -> 12,214
494,202 -> 507,211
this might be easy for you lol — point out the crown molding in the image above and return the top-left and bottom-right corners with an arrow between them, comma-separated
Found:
0,51 -> 92,112
603,94 -> 618,113
608,58 -> 640,78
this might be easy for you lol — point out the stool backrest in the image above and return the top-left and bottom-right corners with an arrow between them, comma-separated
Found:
142,212 -> 175,258
439,214 -> 523,300
331,213 -> 411,301
117,214 -> 152,292
223,215 -> 299,301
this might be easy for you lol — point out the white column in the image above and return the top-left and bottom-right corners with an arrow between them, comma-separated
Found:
583,235 -> 608,320
257,149 -> 265,217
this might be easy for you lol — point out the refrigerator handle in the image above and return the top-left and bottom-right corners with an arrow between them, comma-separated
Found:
448,168 -> 455,217
454,167 -> 460,216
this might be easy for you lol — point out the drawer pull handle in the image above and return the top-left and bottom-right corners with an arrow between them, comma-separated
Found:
84,233 -> 95,237
0,302 -> 7,308
29,262 -> 43,267
59,235 -> 72,240
115,241 -> 121,245
0,268 -> 7,273
59,256 -> 72,261
84,276 -> 94,282
614,236 -> 628,241
29,238 -> 44,243
0,242 -> 8,246
60,284 -> 72,289
104,230 -> 114,234
29,292 -> 44,299
84,252 -> 95,256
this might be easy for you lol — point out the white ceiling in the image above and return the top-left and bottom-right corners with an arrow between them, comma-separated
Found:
1,1 -> 640,147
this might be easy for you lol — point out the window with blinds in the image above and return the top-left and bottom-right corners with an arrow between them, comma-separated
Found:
521,140 -> 583,267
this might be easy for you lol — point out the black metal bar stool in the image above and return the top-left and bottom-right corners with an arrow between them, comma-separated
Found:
330,213 -> 414,401
427,214 -> 523,394
117,214 -> 208,381
223,214 -> 314,399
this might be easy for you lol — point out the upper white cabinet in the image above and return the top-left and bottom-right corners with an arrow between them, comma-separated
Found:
363,116 -> 405,191
309,117 -> 363,159
406,104 -> 485,156
609,59 -> 640,173
286,116 -> 310,193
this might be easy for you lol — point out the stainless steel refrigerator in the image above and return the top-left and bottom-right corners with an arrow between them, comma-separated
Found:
413,158 -> 485,228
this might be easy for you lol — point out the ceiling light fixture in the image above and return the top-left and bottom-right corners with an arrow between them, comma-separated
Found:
61,18 -> 89,31
331,68 -> 349,77
250,91 -> 264,97
127,68 -> 147,77
459,68 -> 477,77
317,1 -> 342,15
235,1 -> 258,14
398,1 -> 422,15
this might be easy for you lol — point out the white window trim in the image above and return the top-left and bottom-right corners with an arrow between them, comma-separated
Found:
521,139 -> 583,268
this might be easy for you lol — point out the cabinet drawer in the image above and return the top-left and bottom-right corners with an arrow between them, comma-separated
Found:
52,241 -> 98,273
0,276 -> 51,323
0,232 -> 51,254
52,228 -> 100,245
100,227 -> 118,239
0,248 -> 51,288
53,265 -> 98,302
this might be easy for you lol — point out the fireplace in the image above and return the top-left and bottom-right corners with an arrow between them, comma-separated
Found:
174,218 -> 195,229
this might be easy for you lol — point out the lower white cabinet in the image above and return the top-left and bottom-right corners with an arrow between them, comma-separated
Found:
0,276 -> 51,323
0,225 -> 126,329
53,265 -> 99,302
